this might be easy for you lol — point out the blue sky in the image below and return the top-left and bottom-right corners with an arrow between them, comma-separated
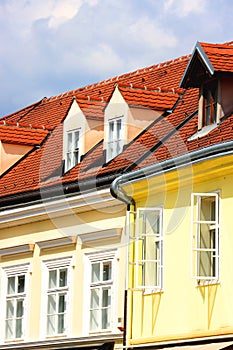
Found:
0,0 -> 232,116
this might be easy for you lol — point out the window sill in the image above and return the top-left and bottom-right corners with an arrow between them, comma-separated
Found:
188,123 -> 218,141
196,279 -> 219,287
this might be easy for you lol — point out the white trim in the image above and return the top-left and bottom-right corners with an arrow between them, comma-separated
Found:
135,207 -> 163,291
0,189 -> 122,228
40,257 -> 73,339
0,263 -> 31,343
83,250 -> 118,335
191,192 -> 219,282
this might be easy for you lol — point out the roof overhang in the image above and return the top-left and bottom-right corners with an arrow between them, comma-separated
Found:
180,41 -> 215,88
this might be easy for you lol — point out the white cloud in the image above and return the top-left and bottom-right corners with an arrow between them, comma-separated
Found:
0,0 -> 84,32
129,17 -> 177,50
164,0 -> 207,17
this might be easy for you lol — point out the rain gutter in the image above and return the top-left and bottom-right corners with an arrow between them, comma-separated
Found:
110,139 -> 233,206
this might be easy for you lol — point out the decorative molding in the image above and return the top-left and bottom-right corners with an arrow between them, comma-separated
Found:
37,236 -> 76,250
80,228 -> 122,244
0,189 -> 123,228
0,244 -> 34,257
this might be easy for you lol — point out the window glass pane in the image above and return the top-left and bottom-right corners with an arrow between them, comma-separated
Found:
49,270 -> 57,289
116,119 -> 122,139
102,308 -> 110,329
91,263 -> 100,282
47,294 -> 56,314
102,287 -> 111,307
143,261 -> 158,287
5,320 -> 13,339
6,300 -> 14,318
109,122 -> 114,140
74,149 -> 79,164
16,319 -> 23,338
91,288 -> 99,309
47,315 -> 55,335
90,309 -> 99,331
103,262 -> 111,281
67,133 -> 73,151
17,275 -> 25,293
74,131 -> 80,148
7,277 -> 15,295
58,314 -> 65,334
16,299 -> 24,318
58,294 -> 66,313
59,268 -> 67,287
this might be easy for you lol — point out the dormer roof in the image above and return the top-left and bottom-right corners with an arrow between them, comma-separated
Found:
180,41 -> 233,88
117,84 -> 183,111
0,121 -> 50,146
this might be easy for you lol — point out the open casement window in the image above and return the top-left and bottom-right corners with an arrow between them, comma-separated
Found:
135,208 -> 163,290
191,193 -> 219,282
107,117 -> 124,161
89,254 -> 115,332
3,264 -> 30,341
202,80 -> 218,128
66,128 -> 81,171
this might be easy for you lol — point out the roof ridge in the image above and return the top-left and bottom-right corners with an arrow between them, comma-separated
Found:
45,92 -> 106,104
117,82 -> 183,94
2,98 -> 45,119
43,54 -> 191,103
0,120 -> 53,131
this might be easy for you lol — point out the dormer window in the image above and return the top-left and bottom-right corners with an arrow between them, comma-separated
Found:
202,80 -> 218,128
107,116 -> 124,161
197,79 -> 221,132
66,128 -> 81,171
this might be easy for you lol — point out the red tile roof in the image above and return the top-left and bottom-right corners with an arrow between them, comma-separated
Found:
1,40 -> 233,203
200,41 -> 233,73
0,121 -> 49,146
118,84 -> 182,111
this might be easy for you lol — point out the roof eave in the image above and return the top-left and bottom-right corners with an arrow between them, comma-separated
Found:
180,41 -> 215,88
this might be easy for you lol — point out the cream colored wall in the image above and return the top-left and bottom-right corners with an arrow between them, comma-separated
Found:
63,99 -> 87,160
0,141 -> 32,175
127,107 -> 161,142
85,118 -> 104,153
127,157 -> 233,345
0,203 -> 126,342
104,87 -> 161,152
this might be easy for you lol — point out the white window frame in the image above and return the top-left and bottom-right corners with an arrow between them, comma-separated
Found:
135,207 -> 163,291
84,250 -> 117,334
107,116 -> 124,161
191,192 -> 219,282
1,263 -> 30,342
41,257 -> 72,338
66,128 -> 82,171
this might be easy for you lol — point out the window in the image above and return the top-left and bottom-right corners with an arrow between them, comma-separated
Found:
3,264 -> 30,341
201,80 -> 218,128
87,252 -> 116,332
43,257 -> 72,337
107,117 -> 123,161
66,128 -> 81,171
135,208 -> 163,290
191,193 -> 219,281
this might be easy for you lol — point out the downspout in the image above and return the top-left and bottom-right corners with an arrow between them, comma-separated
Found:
110,139 -> 233,348
110,179 -> 135,348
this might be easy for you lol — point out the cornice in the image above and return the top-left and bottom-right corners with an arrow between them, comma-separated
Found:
0,189 -> 123,229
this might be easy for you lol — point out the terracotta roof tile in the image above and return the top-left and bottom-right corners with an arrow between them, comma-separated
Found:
118,84 -> 181,111
200,41 -> 233,73
0,122 -> 49,146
